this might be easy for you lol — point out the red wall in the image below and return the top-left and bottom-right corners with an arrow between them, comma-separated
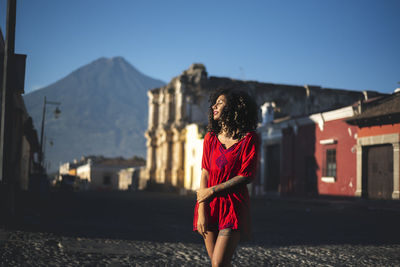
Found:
281,118 -> 359,197
315,119 -> 359,196
280,118 -> 400,197
358,123 -> 400,138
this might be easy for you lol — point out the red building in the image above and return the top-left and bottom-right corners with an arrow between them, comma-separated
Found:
284,106 -> 359,197
259,105 -> 360,197
347,93 -> 400,200
314,110 -> 359,197
258,93 -> 400,200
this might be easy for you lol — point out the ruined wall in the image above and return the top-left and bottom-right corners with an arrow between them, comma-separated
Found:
145,64 -> 209,187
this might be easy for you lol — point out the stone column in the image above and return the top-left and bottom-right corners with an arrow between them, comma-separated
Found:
158,87 -> 174,127
145,130 -> 157,183
166,88 -> 175,124
355,144 -> 363,197
153,89 -> 166,184
147,90 -> 159,131
145,90 -> 160,185
159,128 -> 173,185
155,138 -> 163,183
393,142 -> 400,199
175,80 -> 186,126
158,90 -> 166,127
171,127 -> 185,187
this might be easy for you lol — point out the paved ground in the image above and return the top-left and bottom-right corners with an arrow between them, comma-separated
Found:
1,191 -> 400,266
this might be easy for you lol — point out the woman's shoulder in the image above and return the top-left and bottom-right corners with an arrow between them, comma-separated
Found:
204,131 -> 216,141
243,131 -> 260,144
243,131 -> 258,139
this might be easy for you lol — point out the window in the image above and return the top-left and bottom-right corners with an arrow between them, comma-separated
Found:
325,149 -> 336,177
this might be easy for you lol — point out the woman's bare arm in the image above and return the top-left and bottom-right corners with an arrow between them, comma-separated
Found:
198,169 -> 209,208
213,175 -> 251,193
196,169 -> 209,238
200,169 -> 209,189
197,175 -> 252,203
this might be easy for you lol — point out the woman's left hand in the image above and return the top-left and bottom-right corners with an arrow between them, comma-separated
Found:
197,187 -> 214,203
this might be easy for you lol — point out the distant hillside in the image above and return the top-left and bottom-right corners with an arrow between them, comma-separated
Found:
23,57 -> 165,172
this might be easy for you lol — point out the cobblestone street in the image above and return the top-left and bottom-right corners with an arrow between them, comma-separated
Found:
1,191 -> 400,266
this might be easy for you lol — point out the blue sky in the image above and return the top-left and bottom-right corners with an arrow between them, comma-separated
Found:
1,0 -> 399,94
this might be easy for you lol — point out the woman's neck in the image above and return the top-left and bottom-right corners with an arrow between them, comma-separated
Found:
219,129 -> 240,140
218,122 -> 242,139
219,125 -> 230,136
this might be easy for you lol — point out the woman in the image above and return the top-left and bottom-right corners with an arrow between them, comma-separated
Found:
193,88 -> 260,266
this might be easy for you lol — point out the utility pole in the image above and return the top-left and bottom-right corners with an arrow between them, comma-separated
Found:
0,0 -> 17,222
39,97 -> 47,170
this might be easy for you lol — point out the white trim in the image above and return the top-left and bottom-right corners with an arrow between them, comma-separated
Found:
320,139 -> 337,145
309,113 -> 325,131
321,176 -> 336,183
275,106 -> 355,132
322,106 -> 355,122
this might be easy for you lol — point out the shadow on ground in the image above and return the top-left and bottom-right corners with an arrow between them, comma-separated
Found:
8,190 -> 400,246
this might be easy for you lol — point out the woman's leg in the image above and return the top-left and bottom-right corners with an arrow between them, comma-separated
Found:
211,229 -> 240,267
204,230 -> 218,260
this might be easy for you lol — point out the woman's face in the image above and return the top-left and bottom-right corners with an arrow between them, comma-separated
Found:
212,94 -> 227,121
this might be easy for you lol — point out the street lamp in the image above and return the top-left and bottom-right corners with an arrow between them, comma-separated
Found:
39,96 -> 61,171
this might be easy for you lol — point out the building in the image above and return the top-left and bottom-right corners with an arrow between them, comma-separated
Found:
60,156 -> 146,191
59,160 -> 80,177
258,92 -> 400,200
347,92 -> 400,199
0,26 -> 40,223
183,123 -> 206,191
259,105 -> 359,197
15,103 -> 40,191
145,64 -> 384,191
118,166 -> 146,191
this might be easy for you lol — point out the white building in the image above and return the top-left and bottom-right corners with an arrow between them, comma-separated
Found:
61,156 -> 145,191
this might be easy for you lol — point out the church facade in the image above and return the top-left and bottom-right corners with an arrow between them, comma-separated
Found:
144,64 -> 382,192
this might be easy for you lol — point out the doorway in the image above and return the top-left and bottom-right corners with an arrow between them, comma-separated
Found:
363,144 -> 393,199
264,144 -> 281,192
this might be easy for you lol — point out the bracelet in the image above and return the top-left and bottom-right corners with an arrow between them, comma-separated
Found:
212,186 -> 216,193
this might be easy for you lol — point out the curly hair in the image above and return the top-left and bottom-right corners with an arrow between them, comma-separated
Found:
207,87 -> 259,139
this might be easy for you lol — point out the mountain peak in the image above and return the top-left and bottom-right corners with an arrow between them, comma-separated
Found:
88,56 -> 131,69
78,56 -> 158,84
93,56 -> 127,65
23,57 -> 166,172
110,56 -> 126,62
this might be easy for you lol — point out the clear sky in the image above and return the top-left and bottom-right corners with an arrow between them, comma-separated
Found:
1,0 -> 399,94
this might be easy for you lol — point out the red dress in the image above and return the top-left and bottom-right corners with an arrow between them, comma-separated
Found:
193,131 -> 259,237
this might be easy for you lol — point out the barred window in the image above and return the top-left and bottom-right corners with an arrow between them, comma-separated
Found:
325,149 -> 336,177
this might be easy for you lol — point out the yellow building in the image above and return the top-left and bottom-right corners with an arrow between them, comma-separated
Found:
183,124 -> 205,191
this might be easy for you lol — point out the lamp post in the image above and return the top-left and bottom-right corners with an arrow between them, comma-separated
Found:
39,96 -> 61,172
